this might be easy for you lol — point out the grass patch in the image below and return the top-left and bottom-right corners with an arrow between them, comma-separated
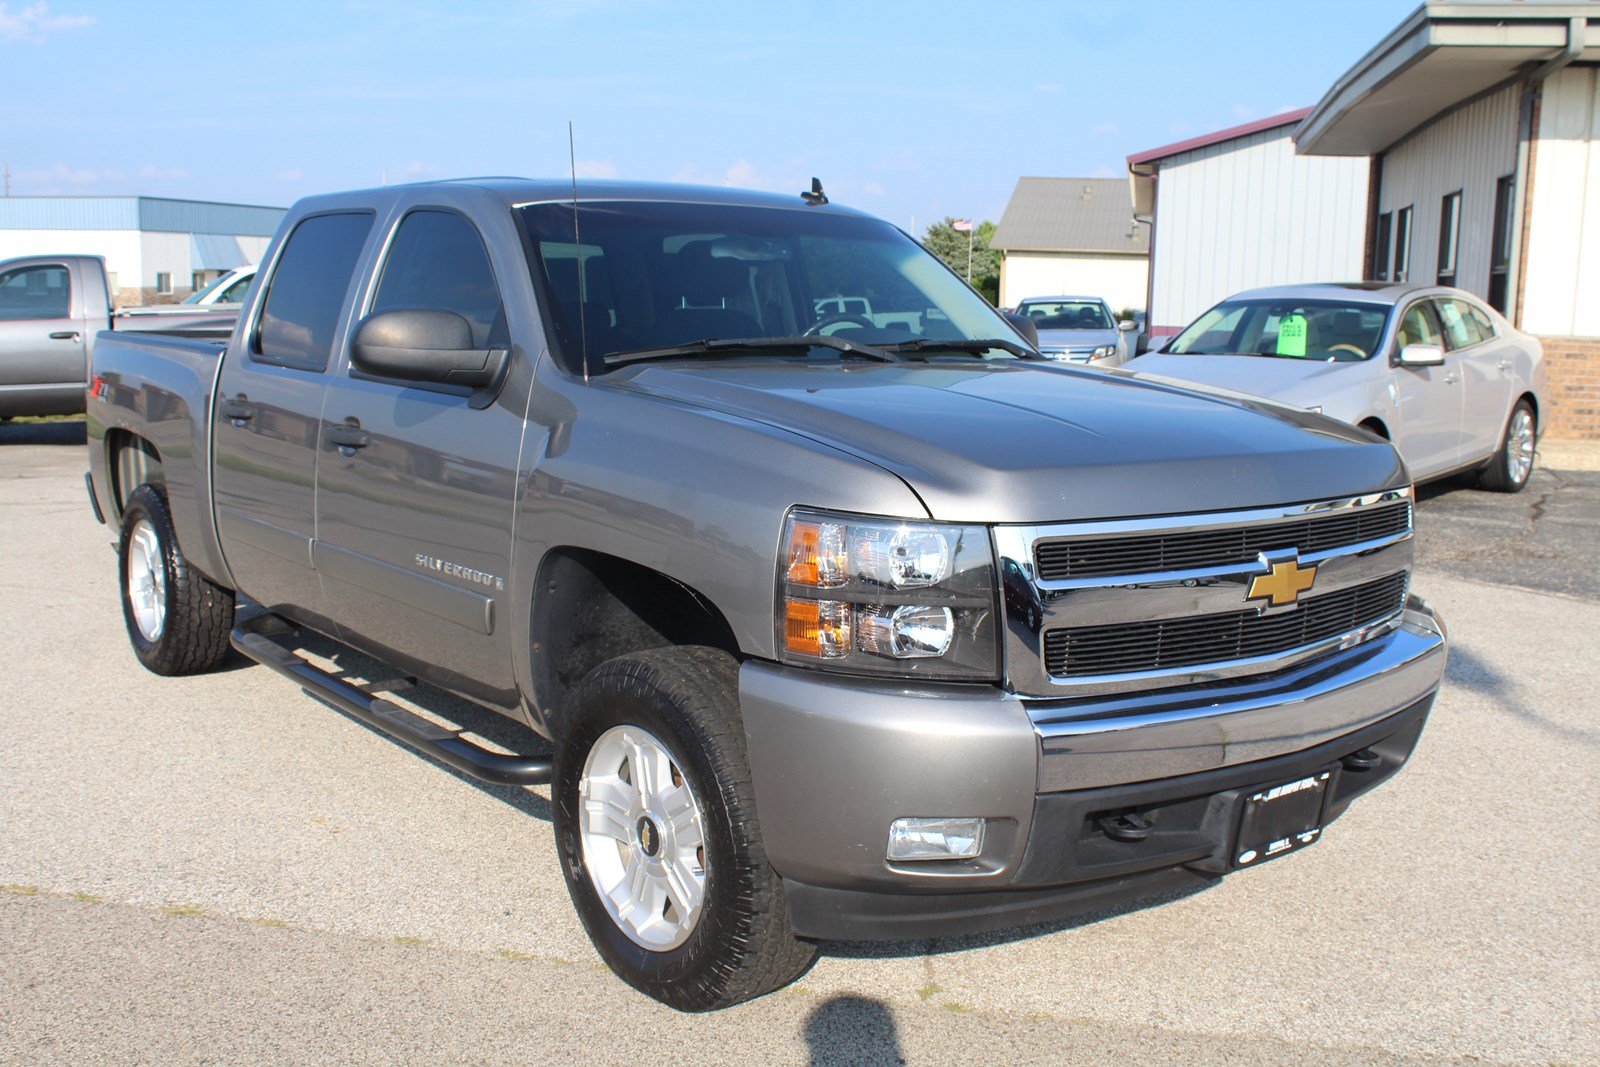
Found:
942,1002 -> 970,1014
71,891 -> 102,903
1,884 -> 41,895
5,414 -> 81,424
917,982 -> 942,1001
162,904 -> 207,917
392,935 -> 426,947
496,948 -> 535,961
244,916 -> 290,928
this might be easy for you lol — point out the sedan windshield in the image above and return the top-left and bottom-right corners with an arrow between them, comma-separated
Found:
1017,300 -> 1111,330
519,201 -> 1022,371
1166,299 -> 1389,361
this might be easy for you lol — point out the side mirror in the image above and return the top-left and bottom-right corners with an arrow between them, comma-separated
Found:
1397,343 -> 1446,368
1003,311 -> 1039,347
351,309 -> 507,389
1117,320 -> 1137,332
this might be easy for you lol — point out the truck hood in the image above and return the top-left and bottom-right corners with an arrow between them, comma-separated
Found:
610,360 -> 1407,524
1121,353 -> 1358,405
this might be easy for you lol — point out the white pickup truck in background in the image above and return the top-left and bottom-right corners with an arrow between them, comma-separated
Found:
112,264 -> 256,333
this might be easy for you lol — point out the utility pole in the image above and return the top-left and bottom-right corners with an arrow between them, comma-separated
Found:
3,163 -> 10,198
967,225 -> 974,282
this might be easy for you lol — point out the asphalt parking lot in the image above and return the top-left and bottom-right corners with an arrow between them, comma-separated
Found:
2,421 -> 1596,1065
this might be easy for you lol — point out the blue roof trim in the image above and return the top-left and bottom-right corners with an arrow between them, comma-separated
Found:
190,233 -> 247,269
0,196 -> 284,235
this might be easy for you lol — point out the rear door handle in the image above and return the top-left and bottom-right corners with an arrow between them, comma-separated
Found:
327,421 -> 371,456
1443,372 -> 1459,385
48,331 -> 81,341
220,397 -> 257,425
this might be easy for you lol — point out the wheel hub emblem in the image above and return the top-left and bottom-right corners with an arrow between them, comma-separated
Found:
637,815 -> 662,856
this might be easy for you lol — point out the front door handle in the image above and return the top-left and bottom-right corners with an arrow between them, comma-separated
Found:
48,331 -> 81,341
327,421 -> 371,456
220,397 -> 257,426
1443,372 -> 1459,385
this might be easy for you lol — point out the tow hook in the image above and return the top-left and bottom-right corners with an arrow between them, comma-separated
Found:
1342,748 -> 1382,773
1098,811 -> 1155,843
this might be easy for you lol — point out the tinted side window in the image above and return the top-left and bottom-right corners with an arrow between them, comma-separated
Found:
219,275 -> 254,303
371,210 -> 504,347
1436,298 -> 1483,349
1396,303 -> 1442,349
256,212 -> 373,370
0,264 -> 70,321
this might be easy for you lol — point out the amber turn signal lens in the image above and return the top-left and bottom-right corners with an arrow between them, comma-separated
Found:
784,598 -> 848,658
786,521 -> 821,585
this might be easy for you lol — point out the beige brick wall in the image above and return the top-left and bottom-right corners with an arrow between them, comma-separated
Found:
1539,336 -> 1600,440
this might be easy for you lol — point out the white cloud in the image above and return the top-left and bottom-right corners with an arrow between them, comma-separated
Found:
1091,122 -> 1118,136
138,164 -> 189,181
1033,82 -> 1064,94
862,181 -> 886,197
0,2 -> 93,43
276,169 -> 303,182
16,162 -> 125,187
572,159 -> 617,179
1232,104 -> 1259,121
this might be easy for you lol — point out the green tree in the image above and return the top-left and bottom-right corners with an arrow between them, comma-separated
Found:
922,217 -> 1000,305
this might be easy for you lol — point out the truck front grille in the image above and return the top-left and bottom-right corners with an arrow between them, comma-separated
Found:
1035,501 -> 1411,581
1042,572 -> 1408,679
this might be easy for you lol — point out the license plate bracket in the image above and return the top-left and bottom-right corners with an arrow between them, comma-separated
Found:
1233,766 -> 1337,868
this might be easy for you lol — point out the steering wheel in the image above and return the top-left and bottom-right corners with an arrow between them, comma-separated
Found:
1327,343 -> 1367,359
804,313 -> 876,337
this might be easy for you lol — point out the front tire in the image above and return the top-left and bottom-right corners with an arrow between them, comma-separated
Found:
553,646 -> 814,1011
118,484 -> 235,675
1478,400 -> 1536,493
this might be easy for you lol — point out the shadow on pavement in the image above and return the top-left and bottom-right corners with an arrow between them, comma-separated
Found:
270,631 -> 555,822
0,419 -> 86,446
1447,645 -> 1599,748
804,995 -> 906,1066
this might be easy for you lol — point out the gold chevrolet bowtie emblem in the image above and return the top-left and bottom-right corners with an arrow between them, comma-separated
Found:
1247,558 -> 1318,607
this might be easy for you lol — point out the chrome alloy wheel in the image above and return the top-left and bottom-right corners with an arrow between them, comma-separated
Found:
1508,407 -> 1535,486
578,725 -> 708,951
125,519 -> 167,642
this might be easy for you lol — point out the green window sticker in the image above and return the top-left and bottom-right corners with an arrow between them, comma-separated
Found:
1277,313 -> 1307,357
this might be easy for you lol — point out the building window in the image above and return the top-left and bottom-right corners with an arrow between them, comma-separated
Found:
1374,212 -> 1393,281
1436,191 -> 1461,287
192,271 -> 207,293
156,272 -> 172,294
1488,175 -> 1515,314
1394,206 -> 1413,283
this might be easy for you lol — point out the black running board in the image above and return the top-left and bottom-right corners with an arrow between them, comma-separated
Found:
230,608 -> 553,786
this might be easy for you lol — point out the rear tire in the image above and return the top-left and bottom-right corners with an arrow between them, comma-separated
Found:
118,484 -> 235,675
553,646 -> 814,1011
1477,400 -> 1536,494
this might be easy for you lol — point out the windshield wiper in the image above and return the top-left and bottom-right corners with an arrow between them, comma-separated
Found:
603,334 -> 901,368
877,337 -> 1041,360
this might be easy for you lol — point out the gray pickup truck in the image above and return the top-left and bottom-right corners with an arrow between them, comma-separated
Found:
1,254 -> 112,418
85,179 -> 1447,1011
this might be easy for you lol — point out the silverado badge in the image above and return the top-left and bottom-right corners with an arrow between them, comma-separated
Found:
1247,557 -> 1317,607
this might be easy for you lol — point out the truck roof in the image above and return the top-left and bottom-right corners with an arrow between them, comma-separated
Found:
294,177 -> 880,219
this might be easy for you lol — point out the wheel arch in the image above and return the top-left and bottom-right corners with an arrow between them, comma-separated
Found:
106,429 -> 165,513
526,547 -> 742,738
1358,416 -> 1390,440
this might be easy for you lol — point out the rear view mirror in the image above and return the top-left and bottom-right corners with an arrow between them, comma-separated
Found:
1397,343 -> 1446,368
1003,311 -> 1039,347
1117,320 -> 1137,332
351,309 -> 507,389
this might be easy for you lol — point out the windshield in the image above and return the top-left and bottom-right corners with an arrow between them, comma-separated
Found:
182,272 -> 237,304
1166,299 -> 1389,361
518,201 -> 1020,371
1018,300 -> 1111,330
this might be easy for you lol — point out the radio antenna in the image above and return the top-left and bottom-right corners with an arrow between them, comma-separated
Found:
568,120 -> 589,382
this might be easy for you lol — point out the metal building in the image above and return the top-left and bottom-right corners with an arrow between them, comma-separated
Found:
990,177 -> 1150,312
1298,1 -> 1600,439
0,196 -> 284,306
1128,111 -> 1372,339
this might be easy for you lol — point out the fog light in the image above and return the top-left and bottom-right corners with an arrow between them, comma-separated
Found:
887,817 -> 985,861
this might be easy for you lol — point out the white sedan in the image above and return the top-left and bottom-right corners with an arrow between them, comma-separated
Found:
1123,282 -> 1548,492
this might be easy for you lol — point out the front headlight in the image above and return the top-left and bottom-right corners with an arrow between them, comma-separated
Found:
1092,345 -> 1117,359
777,508 -> 999,680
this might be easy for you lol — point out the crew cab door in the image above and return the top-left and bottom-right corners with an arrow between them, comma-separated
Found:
0,259 -> 86,412
311,206 -> 524,702
211,211 -> 375,621
1389,299 -> 1466,479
